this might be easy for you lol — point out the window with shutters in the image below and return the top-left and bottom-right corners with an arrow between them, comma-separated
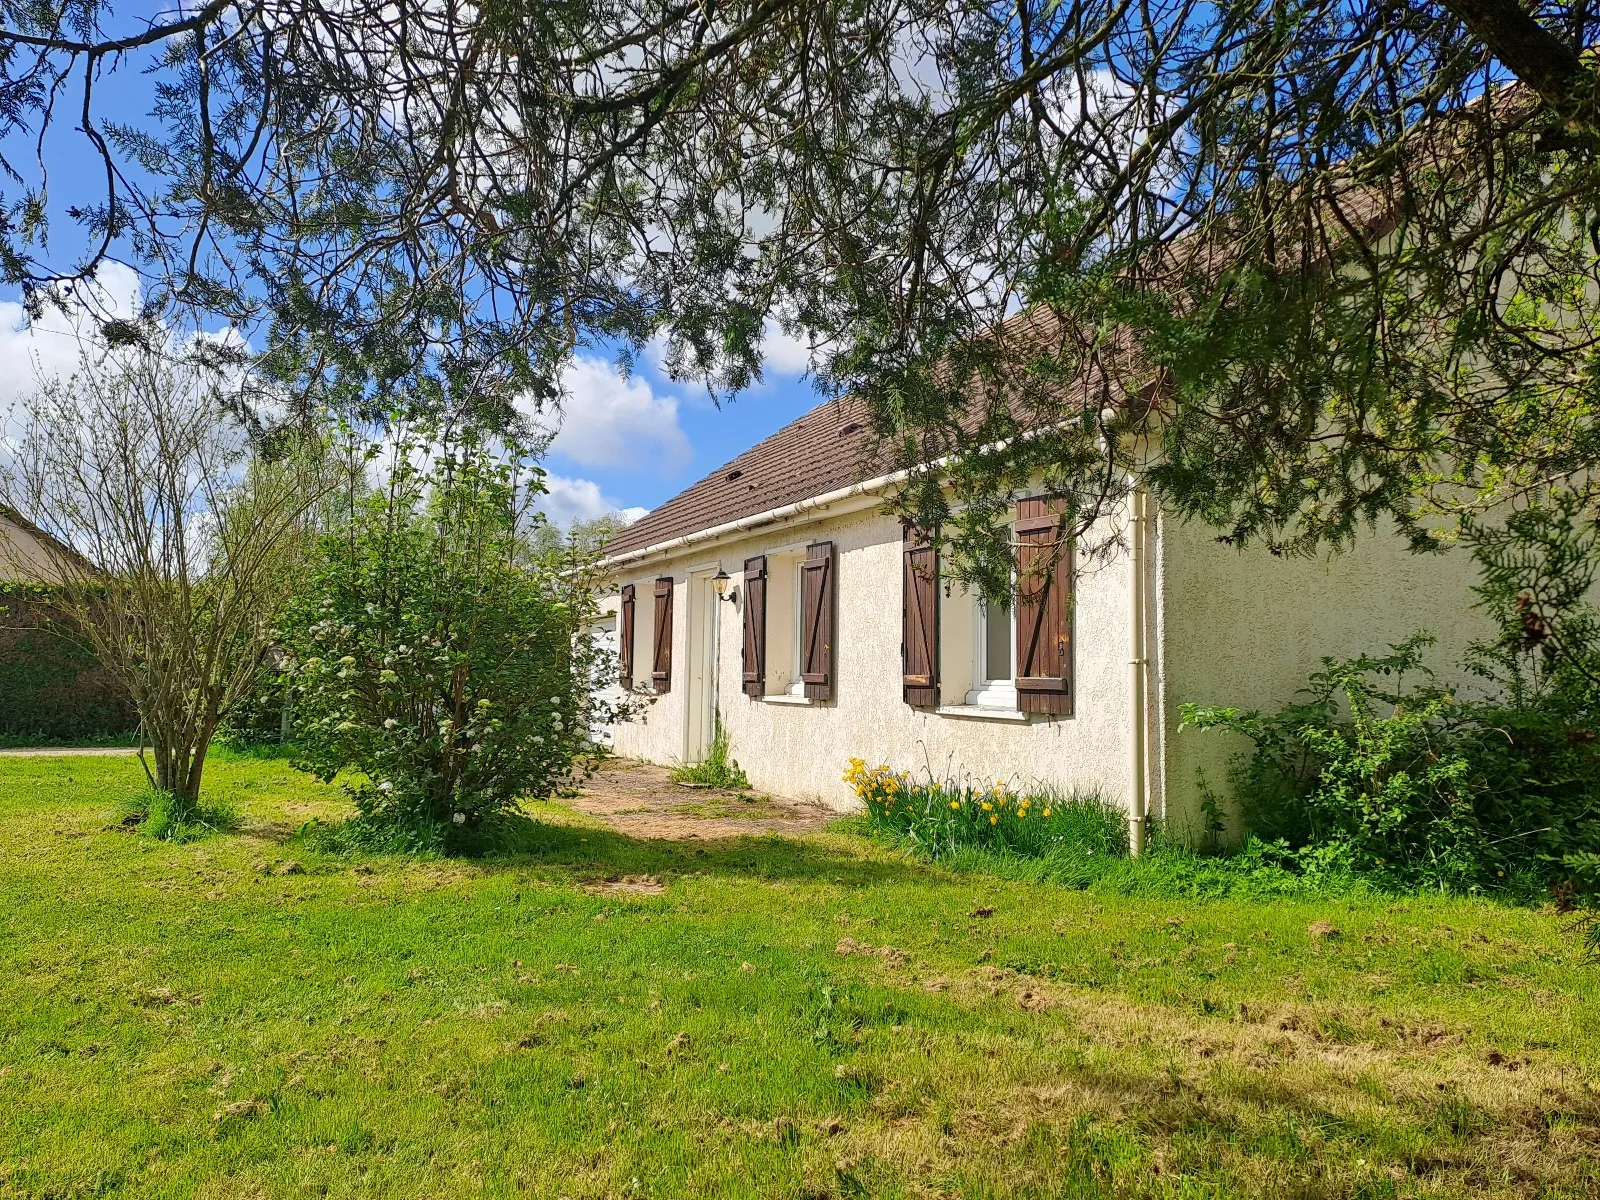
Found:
621,578 -> 664,692
930,500 -> 1072,719
755,547 -> 809,698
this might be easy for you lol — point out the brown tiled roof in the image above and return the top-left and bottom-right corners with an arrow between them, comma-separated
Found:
604,393 -> 892,558
602,306 -> 1104,561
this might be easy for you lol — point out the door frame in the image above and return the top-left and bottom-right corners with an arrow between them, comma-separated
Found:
683,563 -> 721,762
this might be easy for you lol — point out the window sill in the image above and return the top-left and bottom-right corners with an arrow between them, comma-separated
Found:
934,704 -> 1032,723
759,693 -> 815,706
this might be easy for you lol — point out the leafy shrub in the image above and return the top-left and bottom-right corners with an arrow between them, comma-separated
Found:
845,758 -> 1125,863
281,430 -> 621,853
1182,637 -> 1491,890
669,714 -> 750,789
1183,499 -> 1600,897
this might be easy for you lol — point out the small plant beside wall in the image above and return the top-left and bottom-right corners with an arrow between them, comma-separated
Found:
669,714 -> 751,790
1180,498 -> 1600,901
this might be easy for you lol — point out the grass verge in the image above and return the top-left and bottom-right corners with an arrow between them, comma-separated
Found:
0,750 -> 1596,1198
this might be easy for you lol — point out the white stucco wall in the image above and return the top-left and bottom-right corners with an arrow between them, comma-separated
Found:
601,495 -> 1507,830
1156,514 -> 1493,838
605,505 -> 1138,811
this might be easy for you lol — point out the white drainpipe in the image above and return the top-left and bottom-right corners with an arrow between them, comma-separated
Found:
1128,481 -> 1150,857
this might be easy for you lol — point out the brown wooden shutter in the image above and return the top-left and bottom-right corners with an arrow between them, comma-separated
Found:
618,585 -> 635,690
901,524 -> 939,707
1014,496 -> 1073,716
799,541 -> 835,700
741,556 -> 767,697
651,576 -> 673,693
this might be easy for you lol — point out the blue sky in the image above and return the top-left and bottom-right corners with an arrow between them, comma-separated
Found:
0,52 -> 823,529
529,336 -> 822,526
0,265 -> 823,526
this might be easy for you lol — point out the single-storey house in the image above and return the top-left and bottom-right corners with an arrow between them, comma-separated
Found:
595,396 -> 1488,835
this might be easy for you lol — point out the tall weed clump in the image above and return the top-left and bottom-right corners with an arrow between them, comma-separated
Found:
669,713 -> 751,789
1183,498 -> 1600,898
114,789 -> 239,843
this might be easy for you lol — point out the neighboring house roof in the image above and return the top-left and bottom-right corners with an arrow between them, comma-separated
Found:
604,392 -> 892,558
0,508 -> 92,584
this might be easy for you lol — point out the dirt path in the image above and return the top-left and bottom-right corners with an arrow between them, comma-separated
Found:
568,758 -> 839,841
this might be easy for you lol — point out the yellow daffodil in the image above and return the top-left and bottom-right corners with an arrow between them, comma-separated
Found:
981,801 -> 993,811
989,815 -> 998,825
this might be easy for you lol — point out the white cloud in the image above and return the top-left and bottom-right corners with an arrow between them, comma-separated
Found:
761,317 -> 814,377
529,354 -> 692,476
0,261 -> 143,411
536,472 -> 648,529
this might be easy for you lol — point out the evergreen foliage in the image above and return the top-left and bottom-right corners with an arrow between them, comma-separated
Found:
7,2 -> 1600,582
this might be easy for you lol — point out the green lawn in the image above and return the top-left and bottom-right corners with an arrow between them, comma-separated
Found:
1,751 -> 1596,1199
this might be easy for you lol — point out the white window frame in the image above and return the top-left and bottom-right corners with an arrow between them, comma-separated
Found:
633,580 -> 656,694
965,581 -> 1017,710
749,540 -> 816,704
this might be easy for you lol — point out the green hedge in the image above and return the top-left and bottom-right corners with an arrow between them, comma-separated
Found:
0,588 -> 137,742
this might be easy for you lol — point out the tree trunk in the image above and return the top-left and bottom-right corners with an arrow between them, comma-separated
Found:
179,743 -> 208,806
147,730 -> 212,807
1442,0 -> 1592,121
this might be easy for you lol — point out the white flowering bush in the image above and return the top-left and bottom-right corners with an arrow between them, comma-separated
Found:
281,430 -> 617,850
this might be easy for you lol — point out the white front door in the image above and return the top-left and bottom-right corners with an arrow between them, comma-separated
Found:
684,569 -> 720,762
